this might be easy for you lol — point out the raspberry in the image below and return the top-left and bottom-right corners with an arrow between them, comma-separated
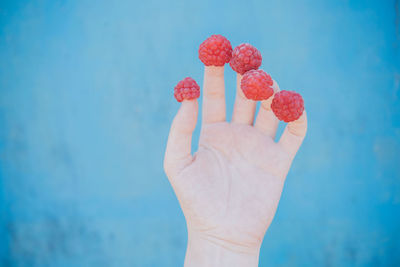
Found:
271,90 -> 304,122
241,69 -> 274,101
198,34 -> 233,66
229,43 -> 262,75
174,77 -> 200,102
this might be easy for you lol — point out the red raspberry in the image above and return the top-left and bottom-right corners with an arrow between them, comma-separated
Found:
229,43 -> 262,75
198,34 -> 233,66
174,77 -> 200,102
271,90 -> 304,122
241,69 -> 274,101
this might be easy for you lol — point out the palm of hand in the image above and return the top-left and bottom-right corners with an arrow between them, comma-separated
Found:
165,66 -> 307,253
174,122 -> 291,248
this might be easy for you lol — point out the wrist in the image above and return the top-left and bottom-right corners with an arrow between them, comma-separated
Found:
184,230 -> 260,267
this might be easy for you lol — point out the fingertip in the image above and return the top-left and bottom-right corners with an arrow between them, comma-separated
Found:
272,79 -> 280,92
205,65 -> 225,77
180,99 -> 198,110
278,110 -> 307,158
254,79 -> 279,117
287,111 -> 307,138
202,66 -> 226,124
260,79 -> 280,111
174,99 -> 199,132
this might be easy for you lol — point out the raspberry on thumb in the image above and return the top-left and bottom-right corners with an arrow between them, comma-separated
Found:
174,77 -> 200,102
166,78 -> 200,178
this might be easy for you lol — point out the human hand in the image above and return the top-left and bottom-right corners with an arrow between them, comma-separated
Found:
164,66 -> 307,266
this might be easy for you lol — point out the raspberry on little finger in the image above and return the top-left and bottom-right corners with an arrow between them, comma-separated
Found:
271,90 -> 304,122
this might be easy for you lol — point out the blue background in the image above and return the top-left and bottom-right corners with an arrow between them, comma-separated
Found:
1,0 -> 399,266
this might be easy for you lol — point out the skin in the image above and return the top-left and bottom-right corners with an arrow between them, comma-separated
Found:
164,66 -> 307,266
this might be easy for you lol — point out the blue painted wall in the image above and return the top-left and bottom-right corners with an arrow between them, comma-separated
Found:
1,0 -> 399,266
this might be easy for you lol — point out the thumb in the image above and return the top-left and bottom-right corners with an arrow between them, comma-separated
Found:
164,100 -> 198,179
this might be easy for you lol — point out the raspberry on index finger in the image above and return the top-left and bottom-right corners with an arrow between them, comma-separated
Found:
271,90 -> 304,122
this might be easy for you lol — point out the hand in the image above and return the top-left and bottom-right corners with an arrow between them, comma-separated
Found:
164,66 -> 307,266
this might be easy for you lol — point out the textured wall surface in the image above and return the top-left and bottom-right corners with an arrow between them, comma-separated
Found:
1,0 -> 399,266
